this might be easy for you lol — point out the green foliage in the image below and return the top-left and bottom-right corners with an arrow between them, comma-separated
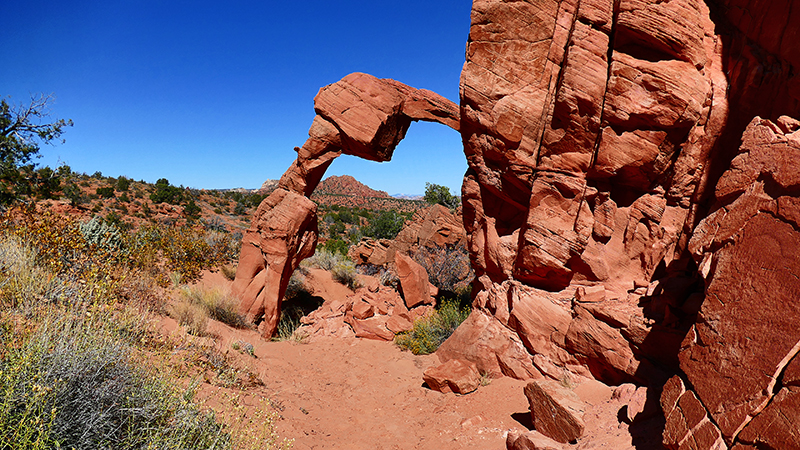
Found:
223,190 -> 265,208
62,182 -> 86,206
233,202 -> 246,216
116,176 -> 130,191
95,186 -> 115,198
149,178 -> 183,205
184,199 -> 201,219
395,299 -> 471,355
321,238 -> 348,256
0,95 -> 72,205
363,210 -> 405,240
424,182 -> 460,210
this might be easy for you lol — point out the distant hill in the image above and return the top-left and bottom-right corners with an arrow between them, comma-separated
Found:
315,175 -> 390,198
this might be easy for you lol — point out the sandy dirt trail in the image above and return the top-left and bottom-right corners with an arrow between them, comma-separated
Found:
172,272 -> 662,450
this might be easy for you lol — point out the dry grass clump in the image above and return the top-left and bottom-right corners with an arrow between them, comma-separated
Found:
304,249 -> 360,291
221,263 -> 238,281
176,285 -> 249,330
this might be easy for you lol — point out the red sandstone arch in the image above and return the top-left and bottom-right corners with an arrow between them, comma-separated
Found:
231,72 -> 460,338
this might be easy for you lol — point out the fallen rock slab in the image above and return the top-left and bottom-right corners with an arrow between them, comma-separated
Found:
524,380 -> 585,444
506,429 -> 565,450
423,359 -> 481,395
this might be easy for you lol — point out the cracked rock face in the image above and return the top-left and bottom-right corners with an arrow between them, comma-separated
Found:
458,0 -> 800,447
665,117 -> 800,449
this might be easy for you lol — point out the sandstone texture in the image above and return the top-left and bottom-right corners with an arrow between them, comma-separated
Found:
422,358 -> 481,395
524,380 -> 585,444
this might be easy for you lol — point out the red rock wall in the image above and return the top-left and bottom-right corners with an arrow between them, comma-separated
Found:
453,0 -> 800,448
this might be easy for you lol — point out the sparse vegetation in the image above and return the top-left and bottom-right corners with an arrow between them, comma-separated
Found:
395,299 -> 470,355
0,207 -> 290,450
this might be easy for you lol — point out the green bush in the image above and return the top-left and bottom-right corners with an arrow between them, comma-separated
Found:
149,178 -> 183,205
116,176 -> 130,192
321,238 -> 348,256
395,299 -> 470,355
363,210 -> 405,240
95,186 -> 115,198
424,182 -> 460,210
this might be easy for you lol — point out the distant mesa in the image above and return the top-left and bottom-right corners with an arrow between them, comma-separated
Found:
391,194 -> 423,201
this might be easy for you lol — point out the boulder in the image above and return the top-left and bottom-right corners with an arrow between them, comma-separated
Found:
394,251 -> 435,308
436,308 -> 540,380
506,429 -> 565,450
524,380 -> 585,444
422,359 -> 481,395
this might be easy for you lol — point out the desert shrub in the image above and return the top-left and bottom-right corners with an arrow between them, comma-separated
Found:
0,210 -> 125,302
204,216 -> 227,232
321,238 -> 348,255
116,176 -> 130,191
184,199 -> 201,219
331,258 -> 360,291
62,182 -> 86,206
171,298 -> 210,336
304,248 -> 338,271
424,182 -> 460,210
126,225 -> 238,285
179,285 -> 248,329
150,178 -> 183,205
362,210 -> 405,240
0,311 -> 230,449
304,249 -> 360,290
395,299 -> 470,355
78,216 -> 123,252
379,268 -> 399,288
412,244 -> 473,293
118,192 -> 130,202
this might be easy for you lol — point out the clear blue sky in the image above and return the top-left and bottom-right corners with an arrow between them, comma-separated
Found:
1,1 -> 471,195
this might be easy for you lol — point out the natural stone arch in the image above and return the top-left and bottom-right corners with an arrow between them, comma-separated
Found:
232,72 -> 460,338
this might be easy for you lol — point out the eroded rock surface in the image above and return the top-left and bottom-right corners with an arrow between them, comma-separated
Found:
662,117 -> 800,449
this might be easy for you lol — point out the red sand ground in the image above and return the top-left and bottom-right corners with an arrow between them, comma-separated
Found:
159,271 -> 663,450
